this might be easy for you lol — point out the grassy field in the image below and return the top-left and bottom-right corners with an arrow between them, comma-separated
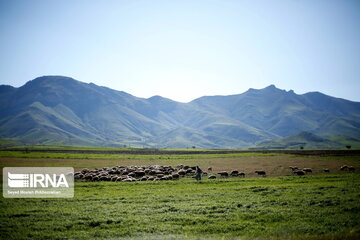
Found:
1,150 -> 360,239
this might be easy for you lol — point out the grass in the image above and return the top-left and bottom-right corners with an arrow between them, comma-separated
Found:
1,175 -> 360,240
1,150 -> 360,239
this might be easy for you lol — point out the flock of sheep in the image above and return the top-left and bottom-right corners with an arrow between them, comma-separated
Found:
74,165 -> 250,182
74,164 -> 356,182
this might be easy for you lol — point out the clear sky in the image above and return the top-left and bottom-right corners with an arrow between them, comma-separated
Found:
0,0 -> 359,102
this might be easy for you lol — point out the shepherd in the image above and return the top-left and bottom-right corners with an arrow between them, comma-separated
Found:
195,166 -> 203,181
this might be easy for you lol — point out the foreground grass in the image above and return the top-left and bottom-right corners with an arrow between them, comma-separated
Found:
1,174 -> 360,240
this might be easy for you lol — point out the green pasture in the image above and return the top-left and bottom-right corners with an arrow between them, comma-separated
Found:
1,150 -> 360,239
1,175 -> 360,240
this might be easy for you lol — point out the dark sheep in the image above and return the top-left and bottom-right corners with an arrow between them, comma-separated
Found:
217,171 -> 229,177
294,170 -> 305,176
230,170 -> 239,176
177,170 -> 186,176
323,168 -> 330,173
171,173 -> 180,179
134,171 -> 146,177
255,170 -> 266,176
99,176 -> 108,181
84,174 -> 93,180
238,172 -> 245,177
303,168 -> 312,173
340,165 -> 348,171
149,170 -> 157,175
348,166 -> 355,172
208,175 -> 217,179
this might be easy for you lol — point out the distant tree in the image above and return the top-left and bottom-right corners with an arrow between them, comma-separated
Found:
346,145 -> 351,149
300,146 -> 304,150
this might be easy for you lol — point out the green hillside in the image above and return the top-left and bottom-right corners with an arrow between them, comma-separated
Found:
255,131 -> 347,149
1,76 -> 360,148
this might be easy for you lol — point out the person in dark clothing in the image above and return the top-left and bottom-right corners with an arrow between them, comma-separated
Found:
195,166 -> 203,180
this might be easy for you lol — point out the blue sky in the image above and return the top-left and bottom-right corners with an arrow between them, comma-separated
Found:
0,0 -> 359,102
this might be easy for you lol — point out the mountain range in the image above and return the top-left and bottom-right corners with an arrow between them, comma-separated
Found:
1,76 -> 360,149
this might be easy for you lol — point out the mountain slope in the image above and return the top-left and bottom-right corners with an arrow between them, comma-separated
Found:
254,131 -> 344,149
189,85 -> 360,138
1,76 -> 360,148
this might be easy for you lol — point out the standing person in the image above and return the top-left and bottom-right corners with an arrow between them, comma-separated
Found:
195,166 -> 203,181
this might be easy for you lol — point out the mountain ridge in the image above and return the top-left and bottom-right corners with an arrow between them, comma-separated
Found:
1,76 -> 360,148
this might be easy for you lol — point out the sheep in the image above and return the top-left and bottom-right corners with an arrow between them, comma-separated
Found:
294,170 -> 305,176
208,167 -> 213,172
348,166 -> 355,172
84,174 -> 93,180
171,173 -> 180,179
289,166 -> 298,171
230,170 -> 239,176
323,168 -> 330,173
74,174 -> 84,180
255,170 -> 266,177
147,176 -> 155,181
115,177 -> 123,182
66,172 -> 74,178
340,165 -> 348,171
99,176 -> 108,181
208,175 -> 217,179
238,172 -> 245,178
134,171 -> 146,177
140,176 -> 148,181
177,170 -> 186,176
303,168 -> 312,173
217,171 -> 229,177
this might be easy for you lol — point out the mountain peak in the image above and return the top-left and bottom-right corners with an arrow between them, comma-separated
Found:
266,84 -> 277,89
